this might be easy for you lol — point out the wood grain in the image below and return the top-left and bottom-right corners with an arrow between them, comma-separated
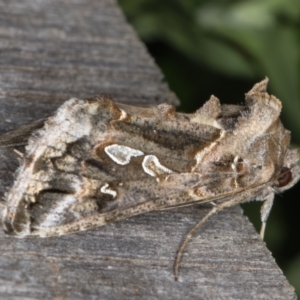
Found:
0,0 -> 295,299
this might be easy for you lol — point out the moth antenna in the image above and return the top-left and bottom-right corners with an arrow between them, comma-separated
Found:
174,197 -> 243,281
174,206 -> 218,281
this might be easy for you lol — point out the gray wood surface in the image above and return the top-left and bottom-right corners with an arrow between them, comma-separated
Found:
0,0 -> 296,299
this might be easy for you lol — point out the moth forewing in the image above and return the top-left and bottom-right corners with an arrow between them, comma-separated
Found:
0,79 -> 299,279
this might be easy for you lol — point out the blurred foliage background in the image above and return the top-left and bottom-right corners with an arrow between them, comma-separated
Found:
118,0 -> 300,295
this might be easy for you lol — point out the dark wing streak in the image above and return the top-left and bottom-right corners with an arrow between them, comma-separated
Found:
0,118 -> 47,147
23,179 -> 271,238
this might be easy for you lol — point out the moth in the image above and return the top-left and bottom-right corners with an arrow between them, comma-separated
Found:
0,78 -> 299,280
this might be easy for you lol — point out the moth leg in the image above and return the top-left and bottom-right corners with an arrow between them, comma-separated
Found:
174,198 -> 241,281
259,193 -> 274,239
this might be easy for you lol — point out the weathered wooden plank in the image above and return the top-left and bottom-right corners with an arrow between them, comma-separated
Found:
0,0 -> 295,299
0,0 -> 177,134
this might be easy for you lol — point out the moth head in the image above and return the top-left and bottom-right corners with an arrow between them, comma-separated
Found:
274,148 -> 300,192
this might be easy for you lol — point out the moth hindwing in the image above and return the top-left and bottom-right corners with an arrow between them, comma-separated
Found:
1,79 -> 299,258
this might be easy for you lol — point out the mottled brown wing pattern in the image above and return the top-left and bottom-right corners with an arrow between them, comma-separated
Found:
1,79 -> 300,240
